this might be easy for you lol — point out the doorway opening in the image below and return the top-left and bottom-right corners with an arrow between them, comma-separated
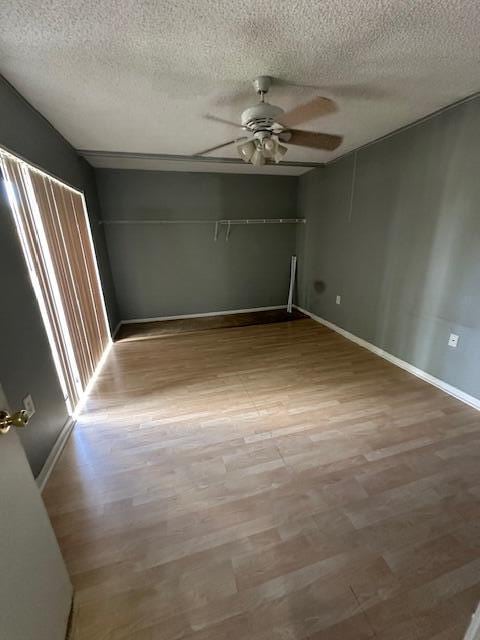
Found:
0,149 -> 111,416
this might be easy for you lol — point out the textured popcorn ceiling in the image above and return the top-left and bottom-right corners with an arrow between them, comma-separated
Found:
1,0 -> 480,170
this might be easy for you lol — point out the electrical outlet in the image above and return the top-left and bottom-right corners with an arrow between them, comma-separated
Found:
336,295 -> 341,305
448,333 -> 459,348
23,394 -> 36,417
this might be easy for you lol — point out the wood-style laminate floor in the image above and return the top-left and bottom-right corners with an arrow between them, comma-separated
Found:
43,318 -> 480,640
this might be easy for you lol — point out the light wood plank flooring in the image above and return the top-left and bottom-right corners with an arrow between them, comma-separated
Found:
43,318 -> 480,640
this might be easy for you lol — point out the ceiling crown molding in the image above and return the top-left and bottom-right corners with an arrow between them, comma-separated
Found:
79,150 -> 324,175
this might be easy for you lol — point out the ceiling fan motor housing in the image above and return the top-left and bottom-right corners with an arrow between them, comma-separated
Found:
241,102 -> 284,133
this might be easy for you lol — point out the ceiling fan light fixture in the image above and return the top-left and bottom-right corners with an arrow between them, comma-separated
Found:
262,137 -> 276,158
251,148 -> 266,166
274,143 -> 288,164
237,140 -> 256,163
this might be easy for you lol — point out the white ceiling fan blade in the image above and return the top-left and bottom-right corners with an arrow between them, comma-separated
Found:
205,114 -> 243,128
193,138 -> 237,156
194,138 -> 246,156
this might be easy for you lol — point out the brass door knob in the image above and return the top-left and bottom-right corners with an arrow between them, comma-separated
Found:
0,410 -> 29,435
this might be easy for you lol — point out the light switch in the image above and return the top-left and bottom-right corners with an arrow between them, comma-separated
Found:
448,333 -> 459,348
336,295 -> 341,305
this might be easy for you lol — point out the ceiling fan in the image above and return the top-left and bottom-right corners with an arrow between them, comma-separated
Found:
195,76 -> 343,166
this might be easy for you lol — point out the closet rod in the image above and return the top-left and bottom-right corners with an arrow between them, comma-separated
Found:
99,218 -> 306,225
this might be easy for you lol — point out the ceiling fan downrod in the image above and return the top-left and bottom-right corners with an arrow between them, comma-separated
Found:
252,75 -> 272,99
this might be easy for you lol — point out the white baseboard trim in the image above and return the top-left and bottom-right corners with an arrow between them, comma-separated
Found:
119,305 -> 288,326
36,416 -> 76,492
295,305 -> 480,412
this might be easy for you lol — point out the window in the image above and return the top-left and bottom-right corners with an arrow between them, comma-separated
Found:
1,150 -> 111,415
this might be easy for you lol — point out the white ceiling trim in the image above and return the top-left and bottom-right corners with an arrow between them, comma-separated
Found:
81,150 -> 319,175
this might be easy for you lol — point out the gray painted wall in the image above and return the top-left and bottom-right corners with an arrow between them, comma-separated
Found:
96,169 -> 298,320
0,77 -> 118,330
0,76 -> 118,476
297,96 -> 480,401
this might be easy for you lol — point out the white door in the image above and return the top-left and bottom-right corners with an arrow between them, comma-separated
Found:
0,383 -> 72,640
